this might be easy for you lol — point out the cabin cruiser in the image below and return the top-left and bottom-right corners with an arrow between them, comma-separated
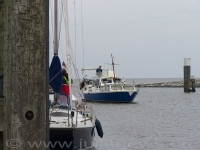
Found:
81,68 -> 139,103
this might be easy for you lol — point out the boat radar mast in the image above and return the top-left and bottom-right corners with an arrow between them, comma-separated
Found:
105,54 -> 119,83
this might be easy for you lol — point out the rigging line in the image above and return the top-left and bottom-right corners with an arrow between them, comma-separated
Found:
49,1 -> 54,57
70,57 -> 82,90
63,3 -> 74,67
63,2 -> 76,66
62,1 -> 75,65
59,0 -> 65,61
81,0 -> 85,68
70,59 -> 84,99
74,0 -> 77,65
104,55 -> 112,65
62,0 -> 73,58
49,69 -> 63,83
62,1 -> 79,82
49,31 -> 53,60
49,1 -> 53,58
57,0 -> 64,53
70,55 -> 81,80
63,2 -> 73,67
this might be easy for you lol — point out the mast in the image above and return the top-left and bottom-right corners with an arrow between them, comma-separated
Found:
111,54 -> 116,83
54,0 -> 58,55
64,0 -> 72,104
53,0 -> 59,104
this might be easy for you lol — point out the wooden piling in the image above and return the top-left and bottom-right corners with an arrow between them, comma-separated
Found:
0,98 -> 3,150
0,1 -> 4,74
190,78 -> 196,92
1,0 -> 48,149
0,1 -> 4,149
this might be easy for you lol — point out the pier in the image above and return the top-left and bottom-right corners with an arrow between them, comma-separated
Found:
136,79 -> 200,88
0,0 -> 48,149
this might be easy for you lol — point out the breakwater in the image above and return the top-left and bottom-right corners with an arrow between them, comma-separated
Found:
136,79 -> 200,87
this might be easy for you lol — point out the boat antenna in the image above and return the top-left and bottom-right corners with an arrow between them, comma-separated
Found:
105,54 -> 120,83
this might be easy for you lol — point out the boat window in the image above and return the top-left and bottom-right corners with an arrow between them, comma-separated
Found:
90,80 -> 95,86
94,79 -> 100,87
58,94 -> 69,106
115,78 -> 122,83
102,79 -> 108,84
108,79 -> 112,83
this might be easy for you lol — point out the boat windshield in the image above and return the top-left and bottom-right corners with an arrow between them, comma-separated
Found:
101,78 -> 113,84
94,79 -> 100,86
115,78 -> 122,83
58,94 -> 69,106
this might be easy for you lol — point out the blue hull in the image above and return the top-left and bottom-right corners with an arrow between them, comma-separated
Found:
83,91 -> 138,103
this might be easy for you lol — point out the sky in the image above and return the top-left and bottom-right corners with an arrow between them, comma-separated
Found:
50,0 -> 200,78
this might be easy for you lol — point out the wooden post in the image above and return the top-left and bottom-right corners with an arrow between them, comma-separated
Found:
190,78 -> 196,92
184,58 -> 191,92
0,1 -> 4,150
0,1 -> 4,74
3,0 -> 48,149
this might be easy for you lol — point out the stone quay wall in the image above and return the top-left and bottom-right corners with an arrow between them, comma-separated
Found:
136,79 -> 200,87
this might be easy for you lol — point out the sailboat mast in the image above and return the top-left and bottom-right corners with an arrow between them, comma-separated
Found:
64,0 -> 72,103
54,0 -> 58,55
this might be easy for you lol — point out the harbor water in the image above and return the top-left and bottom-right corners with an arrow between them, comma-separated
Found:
86,78 -> 200,150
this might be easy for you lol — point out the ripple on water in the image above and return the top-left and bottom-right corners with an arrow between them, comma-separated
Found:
89,88 -> 200,150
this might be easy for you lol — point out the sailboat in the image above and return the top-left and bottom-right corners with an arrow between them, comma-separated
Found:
49,0 -> 103,149
81,54 -> 140,103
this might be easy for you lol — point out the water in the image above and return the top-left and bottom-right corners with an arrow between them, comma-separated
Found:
86,79 -> 200,150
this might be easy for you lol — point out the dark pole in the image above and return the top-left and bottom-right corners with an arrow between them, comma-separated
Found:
46,0 -> 49,149
184,58 -> 191,92
111,54 -> 115,83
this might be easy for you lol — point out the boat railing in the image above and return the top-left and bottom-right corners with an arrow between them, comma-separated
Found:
99,84 -> 136,91
136,85 -> 140,92
75,102 -> 94,126
123,85 -> 135,90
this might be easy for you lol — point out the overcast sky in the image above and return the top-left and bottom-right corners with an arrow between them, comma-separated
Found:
51,0 -> 200,78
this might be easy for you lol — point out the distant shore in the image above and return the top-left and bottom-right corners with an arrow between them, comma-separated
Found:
135,79 -> 200,87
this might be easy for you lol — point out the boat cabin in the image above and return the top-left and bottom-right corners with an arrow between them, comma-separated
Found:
82,68 -> 125,87
86,77 -> 125,88
91,77 -> 123,86
82,68 -> 137,93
